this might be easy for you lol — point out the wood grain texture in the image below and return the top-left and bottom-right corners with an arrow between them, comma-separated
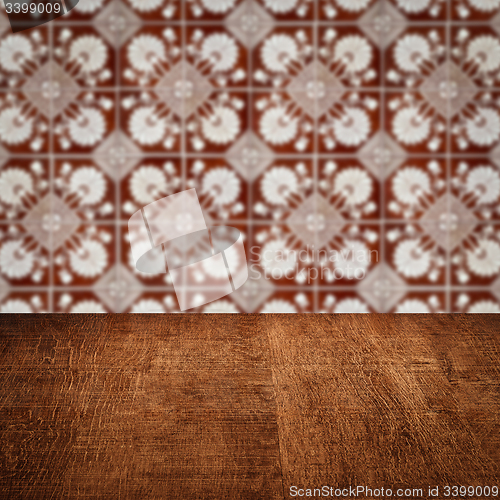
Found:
0,314 -> 499,499
266,315 -> 500,493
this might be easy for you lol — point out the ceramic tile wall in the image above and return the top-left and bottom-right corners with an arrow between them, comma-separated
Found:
0,0 -> 500,312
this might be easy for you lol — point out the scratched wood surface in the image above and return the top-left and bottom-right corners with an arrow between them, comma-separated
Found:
0,315 -> 499,499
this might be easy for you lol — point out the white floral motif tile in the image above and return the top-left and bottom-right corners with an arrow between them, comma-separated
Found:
1,0 -> 500,312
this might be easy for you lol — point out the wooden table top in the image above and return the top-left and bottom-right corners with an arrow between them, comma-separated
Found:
1,314 -> 499,499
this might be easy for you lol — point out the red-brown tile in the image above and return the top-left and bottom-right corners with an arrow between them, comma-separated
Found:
384,222 -> 447,285
0,223 -> 50,286
119,90 -> 182,153
120,157 -> 182,220
119,26 -> 182,88
53,223 -> 116,286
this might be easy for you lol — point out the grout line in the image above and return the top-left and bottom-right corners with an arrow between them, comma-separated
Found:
445,0 -> 452,313
246,0 -> 255,311
1,284 -> 498,292
50,19 -> 500,26
48,19 -> 54,313
114,0 -> 121,313
1,85 -> 499,92
2,152 -> 498,158
181,0 -> 187,192
313,0 -> 319,313
3,218 -> 500,226
379,0 -> 387,313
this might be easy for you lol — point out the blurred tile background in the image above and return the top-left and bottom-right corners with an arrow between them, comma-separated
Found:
1,0 -> 500,312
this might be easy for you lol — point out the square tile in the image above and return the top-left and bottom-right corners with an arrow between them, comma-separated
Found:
318,0 -> 377,21
317,290 -> 374,313
384,26 -> 447,89
451,158 -> 500,221
313,222 -> 381,286
387,0 -> 447,22
186,90 -> 248,153
252,158 -> 314,221
119,26 -> 183,88
252,91 -> 315,153
384,222 -> 447,285
0,91 -> 51,154
120,157 -> 182,220
452,0 -> 500,21
124,291 -> 179,312
390,291 -> 447,313
186,157 -> 247,223
186,25 -> 250,89
317,90 -> 380,153
450,90 -> 500,153
384,157 -> 446,221
0,27 -> 49,87
385,90 -> 447,154
119,89 -> 182,153
318,26 -> 381,88
318,158 -> 380,220
54,158 -> 117,221
254,0 -> 315,21
53,90 -> 116,153
0,290 -> 49,312
54,290 -> 109,312
52,0 -> 115,22
118,0 -> 181,22
252,26 -> 315,90
257,289 -> 314,312
250,223 -> 314,286
0,158 -> 49,222
450,26 -> 500,88
0,223 -> 50,286
450,222 -> 500,286
452,290 -> 500,313
53,25 -> 117,88
52,223 -> 116,286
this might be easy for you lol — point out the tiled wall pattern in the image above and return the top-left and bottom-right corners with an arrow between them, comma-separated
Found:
1,0 -> 500,312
